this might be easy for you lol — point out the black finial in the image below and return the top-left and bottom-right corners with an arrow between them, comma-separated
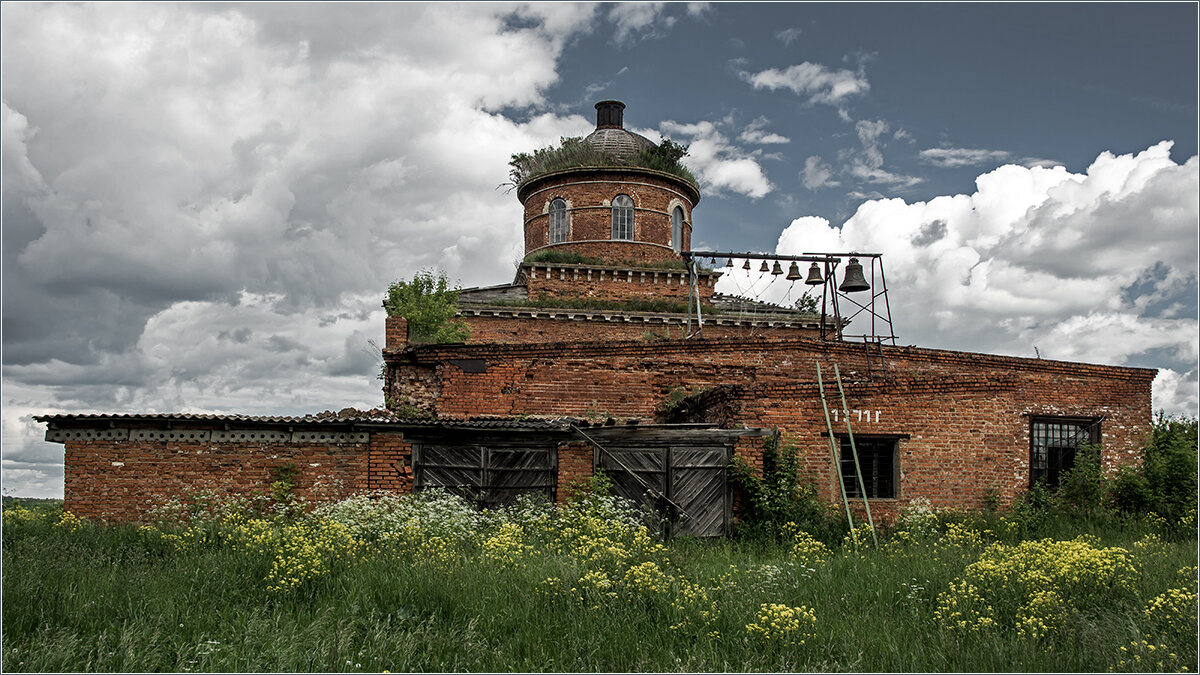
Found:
595,100 -> 625,129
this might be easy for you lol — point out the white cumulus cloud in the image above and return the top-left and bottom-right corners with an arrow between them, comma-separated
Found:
659,120 -> 773,199
741,61 -> 870,107
920,147 -> 1013,168
719,142 -> 1199,416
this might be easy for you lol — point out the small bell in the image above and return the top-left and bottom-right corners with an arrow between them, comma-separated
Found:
838,257 -> 870,292
725,257 -> 734,268
771,260 -> 783,275
742,259 -> 751,270
786,262 -> 802,281
804,262 -> 824,285
759,261 -> 770,273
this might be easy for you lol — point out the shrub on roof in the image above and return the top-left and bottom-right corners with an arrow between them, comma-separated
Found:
509,136 -> 698,188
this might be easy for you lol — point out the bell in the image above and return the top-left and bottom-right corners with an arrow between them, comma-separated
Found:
742,259 -> 751,270
838,257 -> 871,292
725,257 -> 734,268
759,261 -> 769,273
786,262 -> 802,281
771,260 -> 783,275
804,262 -> 824,286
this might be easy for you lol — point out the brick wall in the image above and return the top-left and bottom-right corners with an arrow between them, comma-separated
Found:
385,336 -> 1155,514
367,432 -> 413,493
556,441 -> 594,504
62,437 -> 371,522
527,241 -> 683,266
521,263 -> 717,304
519,169 -> 697,258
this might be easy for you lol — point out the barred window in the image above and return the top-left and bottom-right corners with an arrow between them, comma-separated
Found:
549,198 -> 568,243
671,206 -> 684,252
840,436 -> 897,499
1030,417 -> 1100,488
612,194 -> 634,240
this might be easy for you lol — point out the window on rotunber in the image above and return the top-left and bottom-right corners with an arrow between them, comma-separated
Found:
1030,416 -> 1100,489
672,206 -> 684,252
549,198 -> 568,244
612,194 -> 634,240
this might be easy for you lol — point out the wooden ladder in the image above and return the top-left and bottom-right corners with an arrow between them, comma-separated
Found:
816,362 -> 878,549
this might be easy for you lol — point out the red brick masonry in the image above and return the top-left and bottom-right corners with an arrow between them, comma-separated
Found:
384,335 -> 1155,517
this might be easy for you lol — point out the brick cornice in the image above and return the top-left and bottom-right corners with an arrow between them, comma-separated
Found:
387,335 -> 1157,382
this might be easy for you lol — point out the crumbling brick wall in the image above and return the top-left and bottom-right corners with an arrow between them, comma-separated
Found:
385,336 -> 1155,514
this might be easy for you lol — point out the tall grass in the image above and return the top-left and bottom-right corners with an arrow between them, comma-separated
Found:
3,492 -> 1196,673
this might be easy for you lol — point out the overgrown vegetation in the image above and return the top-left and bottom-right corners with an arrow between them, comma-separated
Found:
383,269 -> 471,344
523,250 -> 605,266
729,435 -> 846,546
509,136 -> 698,189
1005,416 -> 1199,540
3,418 -> 1194,672
4,483 -> 1195,672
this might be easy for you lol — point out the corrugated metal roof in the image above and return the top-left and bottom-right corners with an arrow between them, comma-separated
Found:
31,410 -> 587,430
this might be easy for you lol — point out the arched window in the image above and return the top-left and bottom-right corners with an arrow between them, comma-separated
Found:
671,206 -> 684,252
548,198 -> 568,243
611,194 -> 634,240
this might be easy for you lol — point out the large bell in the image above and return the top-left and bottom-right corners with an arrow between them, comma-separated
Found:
804,262 -> 824,286
771,260 -> 783,275
838,257 -> 871,292
759,261 -> 770,273
786,262 -> 802,281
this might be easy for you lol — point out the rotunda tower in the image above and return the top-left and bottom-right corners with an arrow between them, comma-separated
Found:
516,101 -> 701,266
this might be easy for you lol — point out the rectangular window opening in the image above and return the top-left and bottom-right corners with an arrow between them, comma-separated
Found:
1030,417 -> 1100,488
839,436 -> 898,499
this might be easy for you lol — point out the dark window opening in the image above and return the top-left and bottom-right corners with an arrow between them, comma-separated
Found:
840,436 -> 897,499
1030,417 -> 1100,488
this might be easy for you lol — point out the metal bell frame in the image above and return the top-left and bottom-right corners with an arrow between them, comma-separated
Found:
678,249 -> 897,347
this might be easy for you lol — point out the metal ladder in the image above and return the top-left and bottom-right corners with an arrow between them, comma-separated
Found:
816,362 -> 878,549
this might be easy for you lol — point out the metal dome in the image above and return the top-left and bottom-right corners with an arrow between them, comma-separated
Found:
583,100 -> 656,159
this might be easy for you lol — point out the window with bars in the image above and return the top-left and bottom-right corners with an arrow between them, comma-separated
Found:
1030,417 -> 1100,488
611,194 -> 634,240
671,206 -> 684,252
548,198 -> 568,244
840,436 -> 897,499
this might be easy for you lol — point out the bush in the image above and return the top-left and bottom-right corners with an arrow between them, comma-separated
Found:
729,436 -> 844,545
383,269 -> 471,344
1055,444 -> 1106,517
1143,414 -> 1198,524
509,135 -> 698,188
1108,464 -> 1153,515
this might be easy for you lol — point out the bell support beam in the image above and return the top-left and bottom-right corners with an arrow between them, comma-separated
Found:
680,250 -> 896,348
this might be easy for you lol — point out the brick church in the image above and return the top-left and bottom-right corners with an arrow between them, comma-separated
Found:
39,101 -> 1156,535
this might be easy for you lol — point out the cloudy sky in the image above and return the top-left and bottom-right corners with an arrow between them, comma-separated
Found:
3,3 -> 1197,497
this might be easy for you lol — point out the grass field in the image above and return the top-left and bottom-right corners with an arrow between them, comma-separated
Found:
2,488 -> 1196,673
